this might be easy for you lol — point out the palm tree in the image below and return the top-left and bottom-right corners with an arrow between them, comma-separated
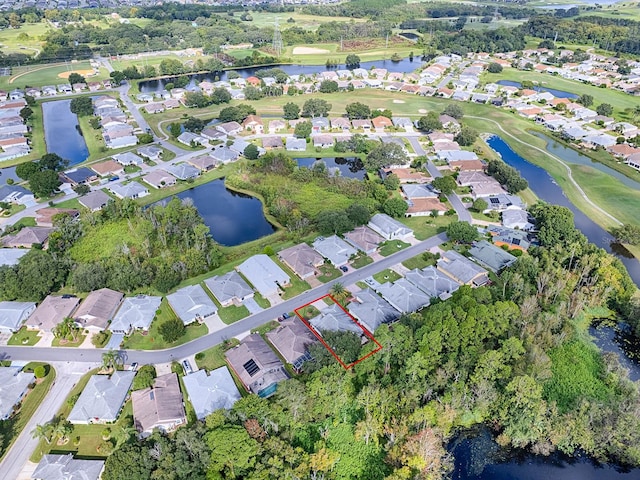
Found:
32,423 -> 53,445
634,105 -> 640,122
102,350 -> 117,371
330,282 -> 345,297
53,420 -> 73,444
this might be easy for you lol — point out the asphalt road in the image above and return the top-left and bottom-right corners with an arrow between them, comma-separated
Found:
0,233 -> 447,365
406,137 -> 472,222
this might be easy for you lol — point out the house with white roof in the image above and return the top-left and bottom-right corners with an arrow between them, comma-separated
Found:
67,371 -> 135,424
32,454 -> 104,480
309,303 -> 362,335
312,235 -> 357,267
166,284 -> 217,325
368,213 -> 414,241
405,266 -> 460,301
0,366 -> 35,420
237,254 -> 290,298
109,182 -> 149,200
348,288 -> 399,334
377,278 -> 430,314
204,271 -> 254,307
182,368 -> 241,420
109,295 -> 162,335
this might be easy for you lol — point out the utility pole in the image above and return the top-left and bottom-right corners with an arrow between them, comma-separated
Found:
272,17 -> 283,57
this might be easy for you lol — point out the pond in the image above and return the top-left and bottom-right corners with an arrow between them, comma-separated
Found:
138,57 -> 421,94
496,79 -> 578,100
486,134 -> 640,287
451,426 -> 639,480
531,131 -> 640,190
157,178 -> 275,247
295,157 -> 365,179
41,99 -> 89,166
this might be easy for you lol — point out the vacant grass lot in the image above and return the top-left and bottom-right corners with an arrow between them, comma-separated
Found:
373,268 -> 402,284
70,218 -> 148,262
402,253 -> 436,271
379,240 -> 410,257
195,340 -> 239,372
0,363 -> 54,461
8,327 -> 41,346
218,304 -> 250,324
351,252 -> 373,269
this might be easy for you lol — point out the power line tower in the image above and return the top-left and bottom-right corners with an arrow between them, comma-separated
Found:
272,17 -> 283,57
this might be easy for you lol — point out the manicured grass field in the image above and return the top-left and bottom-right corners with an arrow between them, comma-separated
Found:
3,62 -> 110,90
121,299 -> 208,350
400,214 -> 454,240
316,263 -> 342,283
218,304 -> 250,324
51,333 -> 86,348
8,327 -> 41,346
373,268 -> 402,284
280,259 -> 312,300
0,21 -> 50,56
0,363 -> 54,461
244,11 -> 365,30
402,252 -> 436,271
351,252 -> 373,269
378,239 -> 411,257
195,340 -> 239,372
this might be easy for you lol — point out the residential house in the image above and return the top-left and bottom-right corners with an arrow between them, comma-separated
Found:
225,333 -> 288,398
406,197 -> 449,217
2,227 -> 53,249
201,127 -> 227,142
382,167 -> 430,184
177,131 -> 206,146
113,152 -> 144,166
311,117 -> 330,132
266,317 -> 318,372
73,288 -> 123,332
0,301 -> 36,333
377,278 -> 431,314
0,136 -> 28,149
137,145 -> 163,161
62,168 -> 97,186
268,119 -> 286,133
26,295 -> 80,333
0,248 -> 29,266
483,194 -> 524,212
277,243 -> 325,280
348,288 -> 399,334
34,208 -> 78,227
331,117 -> 351,131
262,136 -> 283,149
286,137 -> 306,151
142,170 -> 177,189
109,295 -> 162,335
343,226 -> 384,254
188,154 -> 219,171
182,368 -> 241,420
109,182 -> 149,200
204,271 -> 254,307
132,373 -> 186,436
0,367 -> 34,420
309,303 -> 362,335
351,119 -> 372,130
392,117 -> 414,132
216,121 -> 242,136
237,254 -> 290,298
166,163 -> 200,180
78,190 -> 111,212
312,235 -> 357,267
32,454 -> 104,480
68,371 -> 135,424
405,266 -> 460,300
371,116 -> 393,130
166,284 -> 217,325
368,213 -> 414,241
91,160 -> 124,177
437,250 -> 489,286
242,115 -> 264,133
487,226 -> 531,251
502,208 -> 534,230
468,240 -> 517,273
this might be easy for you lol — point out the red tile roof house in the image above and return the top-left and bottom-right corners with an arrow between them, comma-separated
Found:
246,76 -> 262,87
371,116 -> 393,130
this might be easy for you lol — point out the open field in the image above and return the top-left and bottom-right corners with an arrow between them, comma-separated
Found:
0,21 -> 51,56
582,2 -> 640,21
243,11 -> 366,30
0,61 -> 110,91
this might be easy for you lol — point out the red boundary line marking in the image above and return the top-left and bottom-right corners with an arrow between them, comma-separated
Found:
294,294 -> 383,370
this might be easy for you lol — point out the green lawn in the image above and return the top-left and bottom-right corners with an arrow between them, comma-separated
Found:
8,327 -> 41,346
251,320 -> 280,335
378,240 -> 411,257
121,299 -> 208,350
402,253 -> 436,271
0,363 -> 54,461
218,304 -> 250,324
4,61 -> 110,91
195,341 -> 238,372
70,217 -> 148,262
373,269 -> 402,284
316,263 -> 342,283
253,293 -> 271,309
350,252 -> 373,269
51,334 -> 86,348
279,259 -> 312,300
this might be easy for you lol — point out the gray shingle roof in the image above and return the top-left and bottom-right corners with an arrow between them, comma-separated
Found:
237,254 -> 290,298
377,278 -> 431,314
109,182 -> 148,199
204,271 -> 253,305
468,240 -> 517,273
78,190 -> 111,211
0,301 -> 36,332
166,284 -> 217,325
73,288 -> 123,330
0,248 -> 29,266
405,266 -> 461,300
166,163 -> 200,180
368,214 -> 413,240
109,295 -> 162,334
348,288 -> 399,333
312,235 -> 357,267
266,317 -> 318,368
437,250 -> 489,285
182,368 -> 241,420
277,243 -> 324,279
67,371 -> 134,423
0,367 -> 35,420
32,454 -> 104,480
309,303 -> 362,335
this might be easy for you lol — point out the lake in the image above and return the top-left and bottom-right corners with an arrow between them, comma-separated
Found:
496,79 -> 578,99
295,157 -> 365,179
41,99 -> 89,166
531,131 -> 640,190
158,179 -> 275,246
486,134 -> 640,286
138,57 -> 421,94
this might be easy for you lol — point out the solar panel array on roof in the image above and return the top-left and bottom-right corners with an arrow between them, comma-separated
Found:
490,197 -> 500,204
243,359 -> 260,377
